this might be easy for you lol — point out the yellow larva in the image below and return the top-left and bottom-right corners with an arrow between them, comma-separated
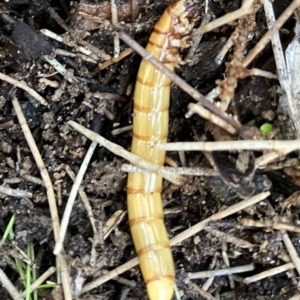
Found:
127,1 -> 195,299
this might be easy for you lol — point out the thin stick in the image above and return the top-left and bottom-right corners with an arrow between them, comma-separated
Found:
262,0 -> 300,137
67,121 -> 184,185
188,264 -> 255,279
118,31 -> 241,130
281,231 -> 300,276
187,14 -> 211,63
191,0 -> 256,37
244,262 -> 294,284
242,0 -> 300,68
80,191 -> 270,294
41,29 -> 98,59
21,266 -> 56,296
11,96 -> 72,300
111,125 -> 133,135
204,227 -> 255,248
0,73 -> 47,106
157,139 -> 300,152
240,218 -> 300,233
171,191 -> 269,245
186,103 -> 237,134
121,164 -> 218,176
48,8 -> 111,61
65,165 -> 98,235
111,0 -> 120,58
0,186 -> 32,198
289,294 -> 300,300
55,48 -> 97,64
99,49 -> 133,70
266,200 -> 300,277
188,281 -> 217,300
54,142 -> 98,255
0,268 -> 23,300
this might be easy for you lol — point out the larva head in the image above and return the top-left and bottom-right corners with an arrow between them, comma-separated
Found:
168,0 -> 198,37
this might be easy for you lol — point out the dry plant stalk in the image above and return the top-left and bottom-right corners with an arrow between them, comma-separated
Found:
0,73 -> 47,105
54,142 -> 98,255
11,95 -> 72,300
188,264 -> 255,279
80,192 -> 270,294
118,31 -> 241,131
216,0 -> 259,112
244,262 -> 294,284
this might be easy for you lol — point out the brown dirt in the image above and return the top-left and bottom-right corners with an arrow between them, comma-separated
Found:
0,0 -> 300,299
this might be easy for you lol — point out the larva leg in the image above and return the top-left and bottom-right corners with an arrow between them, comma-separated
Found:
169,36 -> 191,48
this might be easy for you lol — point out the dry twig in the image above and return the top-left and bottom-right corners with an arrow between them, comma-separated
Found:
242,0 -> 300,68
11,95 -> 72,300
0,186 -> 32,199
244,262 -> 294,284
54,142 -> 98,255
21,267 -> 56,297
157,139 -> 300,152
67,120 -> 184,185
0,73 -> 47,106
80,192 -> 270,294
118,31 -> 241,131
191,0 -> 256,37
188,264 -> 255,279
0,268 -> 23,300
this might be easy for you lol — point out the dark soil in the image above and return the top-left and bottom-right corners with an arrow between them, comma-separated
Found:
0,0 -> 300,299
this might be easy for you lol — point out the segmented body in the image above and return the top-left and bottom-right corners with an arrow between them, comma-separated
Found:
127,1 -> 194,299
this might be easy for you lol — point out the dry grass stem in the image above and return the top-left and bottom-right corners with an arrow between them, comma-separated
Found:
111,125 -> 133,135
21,266 -> 56,297
281,231 -> 300,276
242,0 -> 300,68
255,149 -> 292,168
243,68 -> 278,79
240,218 -> 300,233
48,8 -> 111,61
80,191 -> 269,294
214,0 -> 262,64
100,48 -> 133,70
43,55 -> 78,84
40,29 -> 98,59
54,141 -> 98,255
67,121 -> 184,185
118,31 -> 241,130
157,139 -> 300,152
11,96 -> 72,300
262,0 -> 300,137
188,264 -> 255,279
185,103 -> 237,134
204,227 -> 255,248
0,73 -> 47,105
65,165 -> 98,236
0,268 -> 23,300
55,48 -> 97,64
187,14 -> 211,64
222,244 -> 235,289
289,294 -> 300,300
0,186 -> 32,198
244,262 -> 294,284
188,281 -> 217,300
111,0 -> 120,58
191,0 -> 256,37
267,201 -> 300,277
121,164 -> 218,176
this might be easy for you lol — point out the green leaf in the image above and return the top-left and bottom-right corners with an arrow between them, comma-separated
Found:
260,123 -> 273,136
